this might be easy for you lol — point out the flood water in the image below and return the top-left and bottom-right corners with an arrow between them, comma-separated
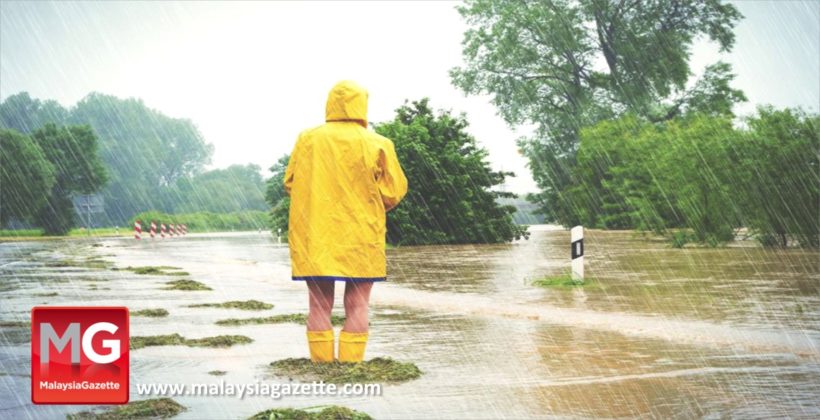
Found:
1,226 -> 818,419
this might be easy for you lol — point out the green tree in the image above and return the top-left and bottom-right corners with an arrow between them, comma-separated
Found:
451,0 -> 745,224
574,114 -> 752,246
1,92 -> 214,224
652,115 -> 741,244
375,99 -> 528,245
572,115 -> 679,231
738,107 -> 819,247
172,164 -> 267,213
30,124 -> 108,235
265,155 -> 290,234
0,92 -> 69,134
68,93 -> 213,223
0,128 -> 55,226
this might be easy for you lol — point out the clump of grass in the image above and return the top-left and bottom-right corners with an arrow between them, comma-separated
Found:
33,292 -> 58,297
216,314 -> 344,326
120,265 -> 189,276
249,406 -> 372,420
186,335 -> 253,348
163,280 -> 211,291
46,258 -> 112,270
208,370 -> 227,376
269,357 -> 421,384
67,397 -> 185,419
532,272 -> 599,289
130,334 -> 186,349
131,308 -> 169,317
0,321 -> 28,328
131,334 -> 252,350
188,300 -> 274,310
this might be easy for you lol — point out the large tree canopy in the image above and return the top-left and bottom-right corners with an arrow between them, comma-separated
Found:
68,93 -> 213,223
171,164 -> 268,213
451,0 -> 746,224
377,99 -> 528,245
1,92 -> 215,224
0,128 -> 55,226
30,124 -> 108,235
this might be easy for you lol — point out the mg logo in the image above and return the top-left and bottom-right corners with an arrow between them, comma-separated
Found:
31,307 -> 129,404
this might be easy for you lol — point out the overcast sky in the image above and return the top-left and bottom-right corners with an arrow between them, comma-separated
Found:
1,1 -> 818,194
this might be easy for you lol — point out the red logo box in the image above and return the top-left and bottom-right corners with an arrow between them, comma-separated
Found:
31,307 -> 129,404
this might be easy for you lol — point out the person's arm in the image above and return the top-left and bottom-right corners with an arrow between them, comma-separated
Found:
377,139 -> 407,211
283,136 -> 300,196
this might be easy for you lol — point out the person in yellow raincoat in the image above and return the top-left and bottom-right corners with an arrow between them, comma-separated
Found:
284,80 -> 407,363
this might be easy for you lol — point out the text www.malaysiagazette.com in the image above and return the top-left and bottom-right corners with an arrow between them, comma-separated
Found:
135,380 -> 382,399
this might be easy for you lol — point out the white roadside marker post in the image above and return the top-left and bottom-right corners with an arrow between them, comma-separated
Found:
571,225 -> 584,282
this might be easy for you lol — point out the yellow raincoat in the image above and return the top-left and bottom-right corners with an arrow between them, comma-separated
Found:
284,81 -> 407,281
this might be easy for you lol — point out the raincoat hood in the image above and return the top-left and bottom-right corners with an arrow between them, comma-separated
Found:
325,80 -> 368,127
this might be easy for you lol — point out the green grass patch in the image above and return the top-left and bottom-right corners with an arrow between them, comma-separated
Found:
45,258 -> 112,270
216,314 -> 344,326
131,308 -> 169,317
67,397 -> 185,419
163,280 -> 211,291
67,227 -> 123,237
248,406 -> 372,420
130,333 -> 252,350
0,229 -> 43,237
532,273 -> 601,289
269,357 -> 421,384
208,370 -> 227,376
216,314 -> 345,326
119,266 -> 188,276
188,300 -> 274,310
33,292 -> 58,297
0,321 -> 28,328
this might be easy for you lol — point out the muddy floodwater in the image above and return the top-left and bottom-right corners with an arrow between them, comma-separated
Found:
1,226 -> 818,419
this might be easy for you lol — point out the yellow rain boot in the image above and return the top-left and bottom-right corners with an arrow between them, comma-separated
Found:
338,331 -> 368,363
307,330 -> 334,363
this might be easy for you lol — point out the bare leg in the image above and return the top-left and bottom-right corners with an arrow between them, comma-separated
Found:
306,280 -> 335,331
343,281 -> 373,333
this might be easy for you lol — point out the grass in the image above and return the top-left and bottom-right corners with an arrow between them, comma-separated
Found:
0,227 -> 125,242
208,370 -> 227,376
248,406 -> 372,420
45,257 -> 112,270
163,280 -> 211,291
188,300 -> 274,310
0,321 -> 28,328
33,292 -> 58,297
130,333 -> 253,350
131,308 -> 169,317
532,272 -> 601,289
216,314 -> 345,327
269,357 -> 422,384
67,397 -> 185,419
0,229 -> 42,237
118,266 -> 189,276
